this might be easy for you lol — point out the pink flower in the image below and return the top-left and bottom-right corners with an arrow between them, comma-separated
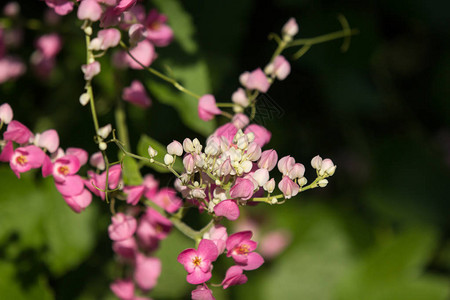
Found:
112,237 -> 137,259
113,0 -> 137,15
277,155 -> 295,176
191,284 -> 215,300
0,56 -> 26,83
136,207 -> 172,250
143,9 -> 174,47
221,266 -> 248,289
232,88 -> 249,107
0,103 -> 13,124
110,279 -> 134,300
122,80 -> 151,108
244,124 -> 271,147
151,187 -> 182,213
177,239 -> 219,285
90,28 -> 121,51
266,55 -> 290,80
0,140 -> 13,162
203,224 -> 228,255
214,200 -> 240,221
63,188 -> 92,213
36,34 -> 62,58
85,164 -> 122,200
108,213 -> 137,241
9,145 -> 45,178
282,18 -> 299,38
258,149 -> 278,171
134,253 -> 161,291
242,68 -> 270,93
213,123 -> 238,144
198,94 -> 221,121
260,230 -> 291,259
81,61 -> 101,80
3,120 -> 32,144
77,0 -> 102,21
51,155 -> 81,183
278,176 -> 299,199
66,147 -> 88,166
232,113 -> 249,129
45,0 -> 74,16
125,40 -> 156,69
123,185 -> 145,206
229,178 -> 254,201
226,231 -> 264,271
34,129 -> 59,153
89,151 -> 105,170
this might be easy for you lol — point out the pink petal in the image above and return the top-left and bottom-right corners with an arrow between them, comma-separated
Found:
226,231 -> 253,252
110,279 -> 135,300
240,252 -> 264,270
126,40 -> 155,69
177,248 -> 197,272
77,0 -> 102,21
66,147 -> 88,166
214,200 -> 240,221
198,94 -> 221,121
0,103 -> 13,124
123,185 -> 145,205
36,129 -> 59,153
186,268 -> 211,285
197,239 -> 219,262
3,120 -> 32,144
63,188 -> 92,213
122,80 -> 151,108
221,266 -> 248,289
0,140 -> 13,162
245,68 -> 270,93
134,254 -> 161,291
55,174 -> 84,196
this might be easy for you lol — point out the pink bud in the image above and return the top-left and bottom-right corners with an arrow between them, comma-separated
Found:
258,149 -> 278,171
0,103 -> 13,124
110,279 -> 134,300
81,61 -> 100,81
198,94 -> 221,121
191,284 -> 215,300
134,254 -> 161,291
288,163 -> 305,179
246,142 -> 262,161
219,158 -> 233,176
90,151 -> 105,170
77,0 -> 102,21
45,0 -> 74,16
122,80 -> 151,108
320,158 -> 336,176
311,155 -> 322,170
252,168 -> 269,186
203,224 -> 228,255
108,213 -> 137,241
271,55 -> 290,80
90,28 -> 121,51
230,178 -> 255,200
244,124 -> 271,147
144,9 -> 174,47
282,18 -> 299,37
221,266 -> 248,289
214,199 -> 240,221
129,23 -> 146,46
36,129 -> 59,153
278,176 -> 299,199
112,237 -> 137,259
183,154 -> 195,174
239,71 -> 250,86
278,155 -> 295,176
167,140 -> 183,156
244,68 -> 270,93
232,88 -> 249,107
232,113 -> 249,129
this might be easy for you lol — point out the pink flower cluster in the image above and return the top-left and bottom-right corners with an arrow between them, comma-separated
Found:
178,225 -> 264,299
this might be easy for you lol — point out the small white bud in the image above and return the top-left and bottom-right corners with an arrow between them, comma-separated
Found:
241,160 -> 253,173
84,26 -> 92,36
191,188 -> 206,199
97,124 -> 112,139
148,146 -> 158,158
164,154 -> 174,165
263,178 -> 275,193
205,141 -> 219,156
270,197 -> 278,204
246,132 -> 255,143
192,138 -> 202,153
236,135 -> 249,150
253,168 -> 270,187
79,93 -> 90,106
183,138 -> 194,153
311,155 -> 322,170
99,142 -> 107,151
298,177 -> 308,186
318,179 -> 328,187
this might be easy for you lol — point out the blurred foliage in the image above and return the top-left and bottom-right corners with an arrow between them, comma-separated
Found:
0,0 -> 449,299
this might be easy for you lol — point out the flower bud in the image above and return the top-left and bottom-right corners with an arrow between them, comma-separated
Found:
232,113 -> 249,129
198,94 -> 221,121
192,138 -> 202,153
298,177 -> 307,187
219,158 -> 233,177
246,142 -> 261,161
79,93 -> 90,106
183,154 -> 195,174
193,153 -> 205,168
236,135 -> 249,150
320,158 -> 336,176
36,129 -> 59,153
81,61 -> 101,81
164,154 -> 174,165
148,146 -> 158,158
183,138 -> 194,153
288,163 -> 305,179
205,140 -> 219,156
311,155 -> 322,170
278,176 -> 299,199
90,151 -> 105,170
244,68 -> 270,93
278,155 -> 295,176
0,103 -> 13,124
108,213 -> 137,241
232,88 -> 250,107
77,0 -> 102,21
282,18 -> 299,38
266,55 -> 291,80
99,142 -> 107,150
318,179 -> 328,187
258,149 -> 278,171
191,188 -> 206,199
97,124 -> 112,139
239,72 -> 250,87
263,178 -> 275,193
252,168 -> 269,187
167,140 -> 183,156
240,160 -> 253,174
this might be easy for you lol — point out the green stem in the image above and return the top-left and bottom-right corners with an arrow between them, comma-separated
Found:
287,28 -> 359,48
215,103 -> 235,108
119,41 -> 201,99
114,100 -> 130,151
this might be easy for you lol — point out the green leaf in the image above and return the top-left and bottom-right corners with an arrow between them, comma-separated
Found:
122,156 -> 143,186
137,134 -> 184,173
0,167 -> 98,276
0,262 -> 54,300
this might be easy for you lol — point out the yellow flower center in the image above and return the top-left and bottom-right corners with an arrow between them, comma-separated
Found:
192,256 -> 202,267
16,155 -> 27,166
